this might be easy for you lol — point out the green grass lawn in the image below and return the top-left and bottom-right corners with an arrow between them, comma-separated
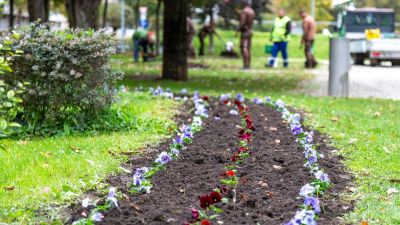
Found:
115,54 -> 400,225
0,92 -> 179,224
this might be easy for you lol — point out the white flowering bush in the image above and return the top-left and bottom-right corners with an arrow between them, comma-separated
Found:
2,23 -> 123,132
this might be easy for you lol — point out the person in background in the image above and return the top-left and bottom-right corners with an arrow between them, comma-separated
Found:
268,9 -> 291,68
132,28 -> 155,62
238,1 -> 255,70
198,22 -> 220,56
187,17 -> 196,57
133,27 -> 147,62
300,10 -> 318,68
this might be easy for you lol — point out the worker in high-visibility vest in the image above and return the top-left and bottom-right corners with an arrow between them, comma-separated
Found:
268,9 -> 292,68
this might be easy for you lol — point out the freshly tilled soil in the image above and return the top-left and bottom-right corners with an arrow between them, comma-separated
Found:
69,98 -> 352,225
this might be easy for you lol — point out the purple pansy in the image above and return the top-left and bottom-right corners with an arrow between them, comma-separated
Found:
155,152 -> 172,165
275,99 -> 285,109
291,124 -> 303,136
91,212 -> 104,222
253,98 -> 263,105
220,94 -> 231,102
304,197 -> 321,213
314,170 -> 330,182
106,187 -> 118,207
265,96 -> 271,103
236,93 -> 245,102
299,184 -> 315,198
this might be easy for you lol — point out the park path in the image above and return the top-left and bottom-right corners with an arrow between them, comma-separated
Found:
303,61 -> 400,100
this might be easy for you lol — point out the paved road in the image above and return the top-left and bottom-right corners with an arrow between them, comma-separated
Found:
303,63 -> 400,100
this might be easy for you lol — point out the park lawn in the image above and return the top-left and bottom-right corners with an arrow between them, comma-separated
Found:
0,92 -> 179,224
115,54 -> 400,225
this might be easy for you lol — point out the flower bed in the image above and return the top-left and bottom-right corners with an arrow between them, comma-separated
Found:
68,89 -> 351,225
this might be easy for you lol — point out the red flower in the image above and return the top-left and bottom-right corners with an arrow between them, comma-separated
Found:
234,99 -> 242,106
202,96 -> 209,101
239,146 -> 248,152
191,208 -> 199,219
238,128 -> 245,135
201,220 -> 211,225
231,153 -> 238,162
223,99 -> 229,105
210,191 -> 222,203
220,186 -> 229,194
240,133 -> 251,141
226,170 -> 235,177
199,195 -> 214,208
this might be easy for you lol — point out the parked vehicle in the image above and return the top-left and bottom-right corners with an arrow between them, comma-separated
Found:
337,8 -> 400,66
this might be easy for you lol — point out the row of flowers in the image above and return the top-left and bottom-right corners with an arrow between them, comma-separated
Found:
251,96 -> 330,225
185,94 -> 255,225
73,88 -> 209,224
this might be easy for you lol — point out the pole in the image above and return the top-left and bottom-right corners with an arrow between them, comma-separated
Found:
328,37 -> 350,97
120,0 -> 125,51
311,0 -> 315,19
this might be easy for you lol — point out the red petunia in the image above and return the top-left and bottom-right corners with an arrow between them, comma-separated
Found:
199,195 -> 214,208
226,170 -> 235,177
202,96 -> 209,101
223,99 -> 229,104
201,220 -> 211,225
210,191 -> 222,203
238,128 -> 245,135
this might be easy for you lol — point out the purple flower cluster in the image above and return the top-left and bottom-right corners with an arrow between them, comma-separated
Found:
236,93 -> 245,103
131,90 -> 208,194
253,98 -> 263,105
150,86 -> 174,98
266,98 -> 331,225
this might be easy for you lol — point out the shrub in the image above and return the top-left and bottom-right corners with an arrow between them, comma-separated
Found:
0,33 -> 26,138
3,23 -> 123,133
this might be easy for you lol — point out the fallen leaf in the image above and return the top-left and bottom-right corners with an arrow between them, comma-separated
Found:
361,220 -> 368,225
331,116 -> 339,122
266,191 -> 273,198
81,212 -> 87,217
70,146 -> 81,153
269,127 -> 278,131
4,186 -> 15,191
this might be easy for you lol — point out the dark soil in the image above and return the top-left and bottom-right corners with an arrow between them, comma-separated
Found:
69,98 -> 353,225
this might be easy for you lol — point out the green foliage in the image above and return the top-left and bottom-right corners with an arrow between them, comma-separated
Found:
0,92 -> 178,223
2,23 -> 124,136
0,34 -> 26,138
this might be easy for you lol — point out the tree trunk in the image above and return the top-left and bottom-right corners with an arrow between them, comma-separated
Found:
162,0 -> 188,81
208,6 -> 214,54
155,0 -> 161,55
27,0 -> 49,23
135,0 -> 140,27
65,0 -> 102,29
9,0 -> 14,28
102,0 -> 108,28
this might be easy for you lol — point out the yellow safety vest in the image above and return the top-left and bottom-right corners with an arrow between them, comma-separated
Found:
271,16 -> 291,42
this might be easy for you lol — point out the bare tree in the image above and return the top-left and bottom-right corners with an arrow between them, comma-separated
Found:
162,0 -> 189,80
